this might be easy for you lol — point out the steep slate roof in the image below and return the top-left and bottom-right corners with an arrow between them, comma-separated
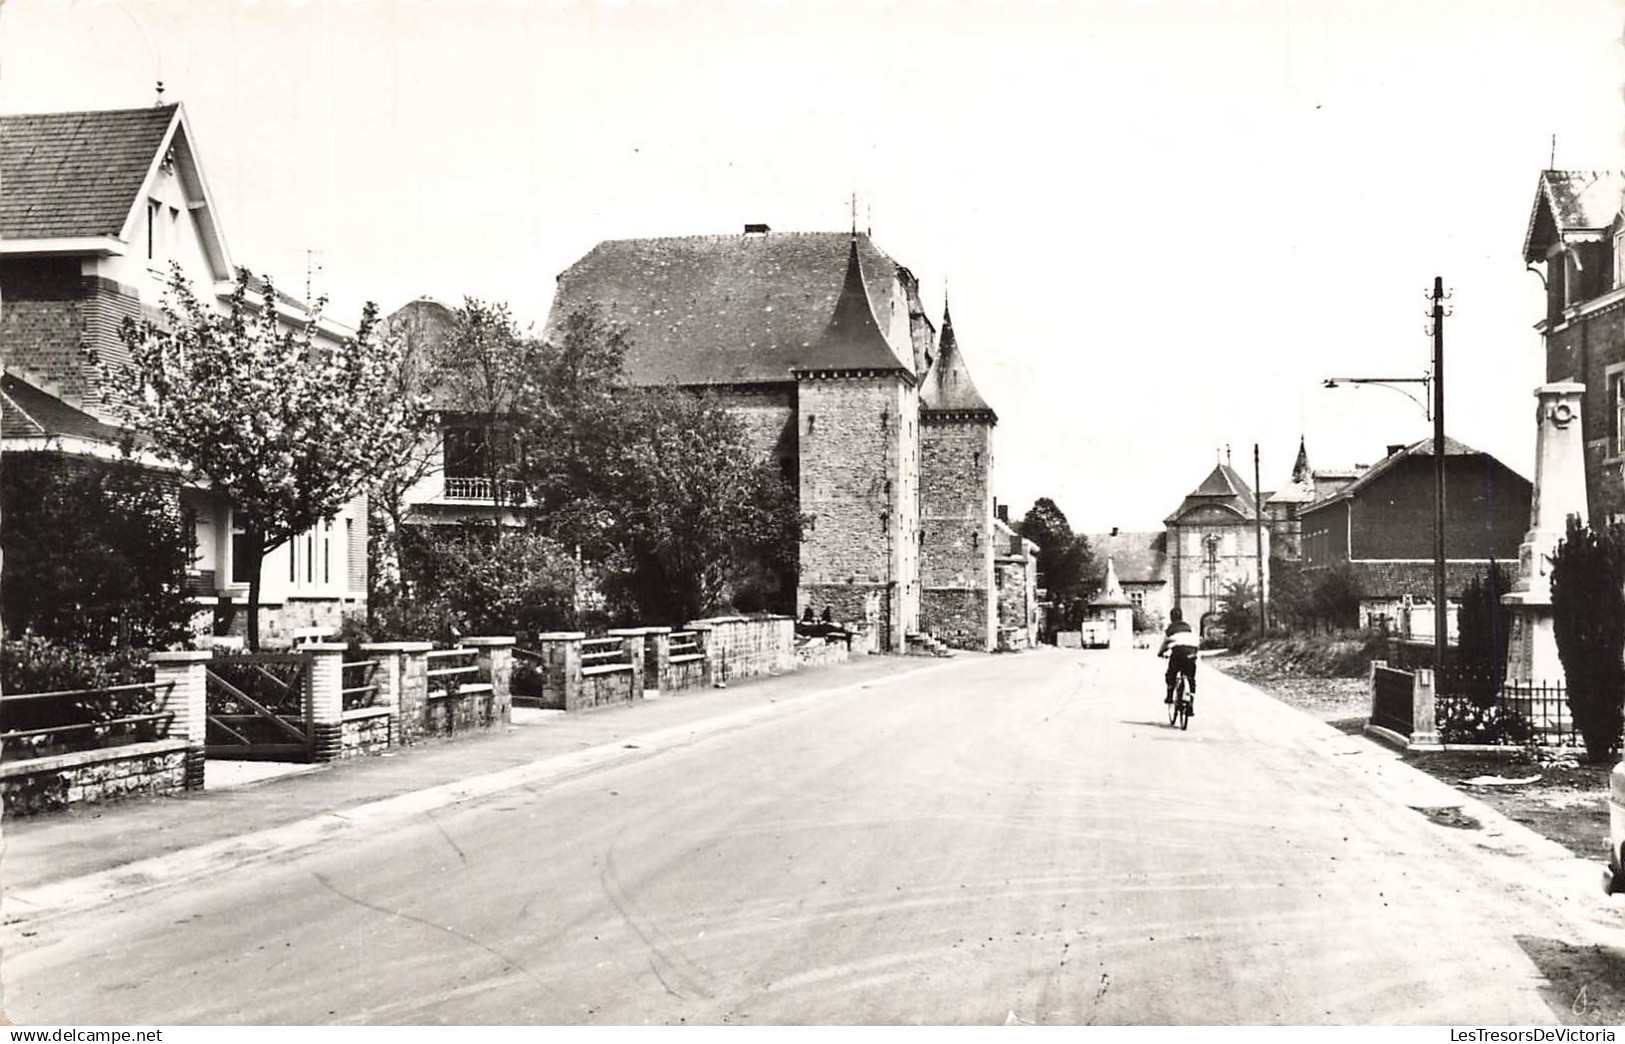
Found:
1267,437 -> 1317,506
1,105 -> 178,240
546,231 -> 911,385
1165,462 -> 1258,524
1302,435 -> 1483,512
919,301 -> 996,419
0,374 -> 126,444
1086,531 -> 1168,585
1524,170 -> 1625,263
1088,558 -> 1135,609
798,239 -> 913,377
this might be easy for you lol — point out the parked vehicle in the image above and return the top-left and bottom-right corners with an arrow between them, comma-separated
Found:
1603,761 -> 1625,895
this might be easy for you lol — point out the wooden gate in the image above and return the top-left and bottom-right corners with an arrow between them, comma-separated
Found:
205,654 -> 314,760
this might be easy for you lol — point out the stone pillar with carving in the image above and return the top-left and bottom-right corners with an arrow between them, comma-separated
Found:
1503,382 -> 1587,729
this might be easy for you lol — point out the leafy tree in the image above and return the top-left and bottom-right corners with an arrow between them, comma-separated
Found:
1550,516 -> 1625,763
522,304 -> 632,557
121,268 -> 415,648
598,389 -> 803,623
1017,498 -> 1098,631
1,452 -> 194,652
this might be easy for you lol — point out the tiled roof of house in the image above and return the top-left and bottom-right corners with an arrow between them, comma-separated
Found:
1166,462 -> 1259,524
1524,169 -> 1625,262
0,104 -> 177,240
0,374 -> 127,444
1301,435 -> 1480,512
1333,560 -> 1509,601
1085,531 -> 1167,584
546,231 -> 912,385
919,301 -> 995,418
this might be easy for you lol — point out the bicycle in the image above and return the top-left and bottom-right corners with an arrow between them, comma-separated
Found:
1168,670 -> 1191,731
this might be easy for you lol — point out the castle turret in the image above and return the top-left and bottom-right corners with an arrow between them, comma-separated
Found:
793,239 -> 920,651
917,297 -> 999,650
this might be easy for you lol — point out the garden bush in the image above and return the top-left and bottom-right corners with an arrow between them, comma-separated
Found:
1550,516 -> 1625,763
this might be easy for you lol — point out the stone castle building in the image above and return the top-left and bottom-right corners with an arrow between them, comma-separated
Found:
546,228 -> 1002,651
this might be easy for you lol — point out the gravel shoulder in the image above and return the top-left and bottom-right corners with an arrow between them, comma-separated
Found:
1210,650 -> 1613,863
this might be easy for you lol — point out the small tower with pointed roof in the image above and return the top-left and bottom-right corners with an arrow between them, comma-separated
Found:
1261,435 -> 1317,560
793,238 -> 921,652
1085,558 -> 1137,649
917,297 -> 1000,650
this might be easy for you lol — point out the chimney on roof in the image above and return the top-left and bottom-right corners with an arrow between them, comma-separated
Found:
996,504 -> 1009,524
1111,526 -> 1119,537
1387,443 -> 1406,457
744,223 -> 770,236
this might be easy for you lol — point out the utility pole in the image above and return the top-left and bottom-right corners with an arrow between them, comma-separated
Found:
1431,276 -> 1448,678
1254,443 -> 1266,636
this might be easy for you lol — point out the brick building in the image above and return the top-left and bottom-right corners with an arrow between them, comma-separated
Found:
0,103 -> 368,643
547,228 -> 1004,651
1523,170 -> 1625,521
1297,437 -> 1530,636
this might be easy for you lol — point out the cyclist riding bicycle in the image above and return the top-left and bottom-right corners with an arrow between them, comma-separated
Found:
1157,607 -> 1199,715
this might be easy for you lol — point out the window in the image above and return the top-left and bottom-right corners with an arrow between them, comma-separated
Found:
1613,230 -> 1625,289
1610,364 -> 1625,458
323,522 -> 331,585
1616,371 -> 1625,458
806,415 -> 816,435
146,199 -> 162,260
231,514 -> 254,585
1130,590 -> 1145,609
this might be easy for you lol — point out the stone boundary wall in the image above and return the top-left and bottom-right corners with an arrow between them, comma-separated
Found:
795,638 -> 850,670
690,615 -> 795,684
1,739 -> 191,817
341,707 -> 393,757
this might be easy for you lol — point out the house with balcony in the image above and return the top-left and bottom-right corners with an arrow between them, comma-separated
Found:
0,102 -> 368,644
381,296 -> 531,526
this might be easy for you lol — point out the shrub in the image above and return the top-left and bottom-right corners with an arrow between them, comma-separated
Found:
1219,578 -> 1258,646
2,452 -> 195,652
0,637 -> 158,758
1457,563 -> 1514,706
386,523 -> 581,639
1436,696 -> 1534,746
1550,517 -> 1625,763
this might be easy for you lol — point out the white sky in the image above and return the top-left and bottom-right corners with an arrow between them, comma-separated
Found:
4,0 -> 1623,533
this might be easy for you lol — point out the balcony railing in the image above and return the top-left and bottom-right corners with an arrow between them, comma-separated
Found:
442,476 -> 525,503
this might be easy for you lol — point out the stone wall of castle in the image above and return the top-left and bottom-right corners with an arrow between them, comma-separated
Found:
795,373 -> 919,651
918,417 -> 995,649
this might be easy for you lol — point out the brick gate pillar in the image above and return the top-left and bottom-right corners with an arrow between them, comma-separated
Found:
151,650 -> 211,790
302,643 -> 347,762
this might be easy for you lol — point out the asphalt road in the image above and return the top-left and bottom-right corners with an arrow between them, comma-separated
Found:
7,647 -> 1625,1025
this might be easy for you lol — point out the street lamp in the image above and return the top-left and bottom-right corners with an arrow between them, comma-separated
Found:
1323,278 -> 1449,679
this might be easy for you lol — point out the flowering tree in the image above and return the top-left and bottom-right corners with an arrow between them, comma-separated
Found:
121,268 -> 417,648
